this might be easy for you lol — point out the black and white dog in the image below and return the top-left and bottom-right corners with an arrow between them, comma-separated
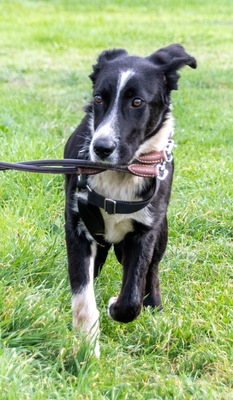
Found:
64,44 -> 197,356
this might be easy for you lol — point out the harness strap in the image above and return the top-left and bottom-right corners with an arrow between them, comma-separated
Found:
86,178 -> 160,215
78,196 -> 106,246
76,177 -> 160,246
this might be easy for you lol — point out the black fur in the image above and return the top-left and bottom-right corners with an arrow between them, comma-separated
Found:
64,44 -> 196,327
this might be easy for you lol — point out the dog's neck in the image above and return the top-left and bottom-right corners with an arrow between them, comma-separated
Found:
134,112 -> 174,159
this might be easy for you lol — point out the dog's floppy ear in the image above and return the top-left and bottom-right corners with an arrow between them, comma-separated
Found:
148,44 -> 197,91
90,49 -> 128,84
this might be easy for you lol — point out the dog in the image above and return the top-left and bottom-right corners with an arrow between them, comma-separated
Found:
64,44 -> 197,356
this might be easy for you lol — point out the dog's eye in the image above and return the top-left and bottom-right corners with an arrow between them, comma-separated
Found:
94,95 -> 103,104
132,98 -> 142,107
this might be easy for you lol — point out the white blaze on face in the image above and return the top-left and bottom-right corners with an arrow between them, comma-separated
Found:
90,69 -> 135,161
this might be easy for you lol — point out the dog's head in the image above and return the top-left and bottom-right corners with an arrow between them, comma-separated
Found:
89,44 -> 197,164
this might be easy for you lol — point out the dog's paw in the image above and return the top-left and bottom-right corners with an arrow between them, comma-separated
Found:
93,340 -> 100,359
108,296 -> 118,319
72,294 -> 100,357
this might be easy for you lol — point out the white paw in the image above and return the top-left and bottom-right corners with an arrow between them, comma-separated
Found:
93,340 -> 100,359
72,293 -> 100,357
108,296 -> 118,318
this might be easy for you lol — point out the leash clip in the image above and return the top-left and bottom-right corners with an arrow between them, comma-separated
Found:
158,167 -> 169,181
165,139 -> 176,163
157,162 -> 169,181
158,139 -> 176,180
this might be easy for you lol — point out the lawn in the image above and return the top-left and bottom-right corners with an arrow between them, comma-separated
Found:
0,0 -> 232,399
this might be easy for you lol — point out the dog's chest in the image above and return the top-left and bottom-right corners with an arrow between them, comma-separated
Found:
88,172 -> 152,243
101,213 -> 133,243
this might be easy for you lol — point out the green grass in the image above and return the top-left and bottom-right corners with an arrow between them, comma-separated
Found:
0,0 -> 233,398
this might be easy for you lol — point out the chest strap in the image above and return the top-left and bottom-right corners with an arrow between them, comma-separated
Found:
77,178 -> 160,246
85,179 -> 160,215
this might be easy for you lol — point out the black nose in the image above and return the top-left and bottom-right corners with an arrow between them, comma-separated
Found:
93,138 -> 116,160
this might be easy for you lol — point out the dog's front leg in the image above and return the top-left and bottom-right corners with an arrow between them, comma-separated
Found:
109,229 -> 155,323
65,223 -> 100,357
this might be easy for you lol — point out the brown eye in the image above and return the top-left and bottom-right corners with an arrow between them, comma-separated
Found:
94,95 -> 102,104
132,98 -> 142,107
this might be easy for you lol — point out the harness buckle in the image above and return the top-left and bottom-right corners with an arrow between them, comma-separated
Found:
104,198 -> 117,215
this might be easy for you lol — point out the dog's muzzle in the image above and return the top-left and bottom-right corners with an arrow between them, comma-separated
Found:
92,137 -> 117,161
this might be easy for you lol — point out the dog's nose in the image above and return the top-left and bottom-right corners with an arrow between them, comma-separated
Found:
93,138 -> 116,160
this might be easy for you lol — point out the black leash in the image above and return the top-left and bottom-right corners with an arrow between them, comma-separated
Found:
0,159 -> 129,175
0,141 -> 175,177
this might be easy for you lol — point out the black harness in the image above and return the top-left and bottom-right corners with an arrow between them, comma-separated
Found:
76,173 -> 161,246
75,140 -> 175,245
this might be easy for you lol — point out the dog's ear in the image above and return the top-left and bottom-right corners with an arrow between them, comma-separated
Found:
97,48 -> 128,63
148,44 -> 197,91
89,49 -> 128,84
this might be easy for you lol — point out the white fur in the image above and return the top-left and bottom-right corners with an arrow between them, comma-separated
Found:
134,113 -> 174,157
90,69 -> 135,162
108,296 -> 118,318
88,111 -> 95,136
72,243 -> 100,357
72,191 -> 80,213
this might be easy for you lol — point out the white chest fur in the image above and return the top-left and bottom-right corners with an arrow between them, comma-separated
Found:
88,171 -> 153,243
